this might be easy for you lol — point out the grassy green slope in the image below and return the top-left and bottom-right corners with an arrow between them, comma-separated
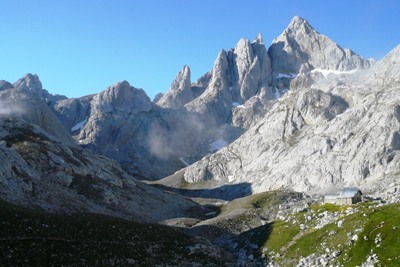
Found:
201,191 -> 400,266
261,202 -> 400,266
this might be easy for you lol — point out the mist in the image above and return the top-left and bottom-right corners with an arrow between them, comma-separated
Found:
0,100 -> 25,116
147,112 -> 211,161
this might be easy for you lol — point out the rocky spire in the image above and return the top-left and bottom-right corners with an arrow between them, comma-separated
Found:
253,33 -> 264,44
156,65 -> 193,108
212,49 -> 230,80
185,36 -> 272,124
234,38 -> 255,90
169,65 -> 191,94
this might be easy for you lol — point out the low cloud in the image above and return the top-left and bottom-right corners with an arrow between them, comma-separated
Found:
147,112 -> 216,161
0,100 -> 25,116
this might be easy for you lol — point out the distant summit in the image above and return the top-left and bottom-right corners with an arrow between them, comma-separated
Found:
269,16 -> 373,75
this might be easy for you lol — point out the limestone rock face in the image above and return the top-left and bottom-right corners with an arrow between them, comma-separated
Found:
0,116 -> 196,223
366,44 -> 400,87
92,80 -> 152,114
153,92 -> 163,103
290,72 -> 314,90
178,44 -> 400,198
185,49 -> 231,124
296,89 -> 349,125
183,87 -> 349,186
0,75 -> 74,145
13,74 -> 44,98
156,65 -> 194,108
186,36 -> 272,124
49,78 -> 241,180
53,95 -> 94,134
231,86 -> 276,129
64,81 -> 217,179
190,71 -> 211,98
268,16 -> 372,75
0,75 -> 199,222
0,80 -> 14,91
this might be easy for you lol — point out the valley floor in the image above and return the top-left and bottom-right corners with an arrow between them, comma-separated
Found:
2,188 -> 400,266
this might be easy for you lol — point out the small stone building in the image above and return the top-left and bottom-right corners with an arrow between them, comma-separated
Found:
324,187 -> 362,205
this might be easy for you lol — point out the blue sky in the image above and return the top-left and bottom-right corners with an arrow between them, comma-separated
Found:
1,0 -> 399,99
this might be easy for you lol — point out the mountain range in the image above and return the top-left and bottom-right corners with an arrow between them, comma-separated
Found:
1,16 -> 399,266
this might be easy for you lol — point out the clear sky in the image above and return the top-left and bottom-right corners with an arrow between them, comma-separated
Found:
1,0 -> 399,99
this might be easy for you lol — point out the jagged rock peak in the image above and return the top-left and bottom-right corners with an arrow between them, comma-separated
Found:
382,43 -> 400,62
94,80 -> 152,113
212,49 -> 229,76
156,65 -> 192,108
0,80 -> 14,91
269,16 -> 372,74
287,16 -> 312,30
253,33 -> 264,44
235,38 -> 252,49
234,39 -> 254,73
112,80 -> 131,89
170,65 -> 191,93
181,65 -> 190,77
102,80 -> 134,102
216,48 -> 227,60
185,36 -> 272,124
367,43 -> 400,86
13,73 -> 43,97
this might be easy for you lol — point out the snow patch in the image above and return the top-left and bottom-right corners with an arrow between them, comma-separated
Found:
275,73 -> 297,79
71,117 -> 88,132
232,102 -> 244,108
209,139 -> 228,152
232,102 -> 241,107
274,88 -> 281,99
311,68 -> 359,77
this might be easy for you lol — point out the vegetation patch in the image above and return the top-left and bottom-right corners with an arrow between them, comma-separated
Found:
261,202 -> 400,266
264,220 -> 301,253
